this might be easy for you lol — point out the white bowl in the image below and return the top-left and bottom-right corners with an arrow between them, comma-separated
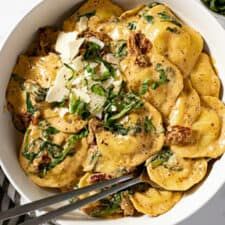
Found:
1,0 -> 225,225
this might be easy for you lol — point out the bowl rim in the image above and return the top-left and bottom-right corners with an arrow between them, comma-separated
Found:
1,0 -> 225,225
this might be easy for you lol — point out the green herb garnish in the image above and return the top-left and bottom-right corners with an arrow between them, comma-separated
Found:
90,193 -> 122,217
69,97 -> 90,119
139,79 -> 150,95
91,84 -> 106,96
144,117 -> 156,133
143,14 -> 154,24
84,42 -> 101,61
151,64 -> 169,90
43,126 -> 59,139
128,22 -> 137,30
158,11 -> 182,27
149,147 -> 173,168
116,42 -> 127,58
26,93 -> 36,115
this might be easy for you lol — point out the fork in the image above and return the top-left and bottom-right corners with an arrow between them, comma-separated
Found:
0,173 -> 143,225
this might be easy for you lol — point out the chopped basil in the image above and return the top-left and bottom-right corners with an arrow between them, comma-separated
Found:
78,10 -> 96,19
143,14 -> 154,24
90,193 -> 122,217
166,27 -> 180,33
116,42 -> 127,58
84,42 -> 101,61
150,147 -> 173,168
139,79 -> 150,95
144,117 -> 156,133
23,82 -> 48,102
128,22 -> 137,30
91,84 -> 106,96
202,0 -> 225,15
26,93 -> 36,115
151,64 -> 169,90
69,98 -> 90,119
42,126 -> 59,139
69,93 -> 77,114
40,141 -> 62,158
158,11 -> 182,27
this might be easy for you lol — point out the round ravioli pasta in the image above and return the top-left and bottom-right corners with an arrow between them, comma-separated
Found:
94,102 -> 164,176
172,96 -> 225,158
19,121 -> 88,189
46,115 -> 87,134
139,4 -> 203,77
190,53 -> 220,97
130,188 -> 182,217
63,0 -> 123,32
121,51 -> 183,118
13,53 -> 61,88
146,150 -> 208,191
169,79 -> 201,127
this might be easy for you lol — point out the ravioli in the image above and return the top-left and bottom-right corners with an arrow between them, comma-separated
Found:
130,188 -> 182,217
94,102 -> 164,176
171,97 -> 225,158
190,53 -> 220,97
169,79 -> 201,127
146,150 -> 208,191
78,172 -> 135,218
19,121 -> 88,189
100,4 -> 203,77
122,50 -> 183,118
63,0 -> 123,32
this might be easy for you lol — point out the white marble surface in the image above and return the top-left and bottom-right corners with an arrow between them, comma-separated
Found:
0,1 -> 225,224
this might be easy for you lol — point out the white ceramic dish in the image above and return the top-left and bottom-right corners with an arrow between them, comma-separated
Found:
1,0 -> 225,225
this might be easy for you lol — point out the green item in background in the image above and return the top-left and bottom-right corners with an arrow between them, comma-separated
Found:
202,0 -> 225,15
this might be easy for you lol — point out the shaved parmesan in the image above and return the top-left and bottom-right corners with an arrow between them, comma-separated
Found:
46,66 -> 71,103
71,56 -> 84,72
76,16 -> 88,32
88,36 -> 105,49
73,87 -> 91,103
56,107 -> 69,118
104,53 -> 119,65
55,31 -> 84,62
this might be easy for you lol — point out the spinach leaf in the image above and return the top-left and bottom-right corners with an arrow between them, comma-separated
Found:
128,22 -> 137,30
151,64 -> 169,90
69,97 -> 90,119
158,11 -> 182,27
116,42 -> 127,58
84,42 -> 101,61
143,14 -> 154,24
150,147 -> 173,168
139,79 -> 150,95
91,84 -> 106,96
144,117 -> 156,133
90,193 -> 122,217
43,126 -> 59,140
26,93 -> 37,115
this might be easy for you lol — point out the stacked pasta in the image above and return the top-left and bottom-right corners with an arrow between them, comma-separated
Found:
6,0 -> 224,218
